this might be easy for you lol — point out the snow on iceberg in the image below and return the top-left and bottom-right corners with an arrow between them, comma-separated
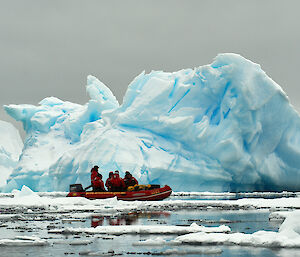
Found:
0,120 -> 23,188
3,53 -> 300,192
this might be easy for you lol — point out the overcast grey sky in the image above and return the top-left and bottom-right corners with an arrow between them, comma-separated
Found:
1,0 -> 300,138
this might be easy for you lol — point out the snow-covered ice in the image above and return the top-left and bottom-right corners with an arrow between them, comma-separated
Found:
3,53 -> 300,192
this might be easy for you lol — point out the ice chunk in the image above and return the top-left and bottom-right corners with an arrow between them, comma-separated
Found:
12,185 -> 39,198
132,237 -> 167,246
9,185 -> 43,206
0,236 -> 47,246
279,210 -> 300,238
155,248 -> 223,255
86,75 -> 119,110
3,53 -> 300,192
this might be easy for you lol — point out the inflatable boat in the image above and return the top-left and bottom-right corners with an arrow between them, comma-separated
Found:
67,184 -> 172,201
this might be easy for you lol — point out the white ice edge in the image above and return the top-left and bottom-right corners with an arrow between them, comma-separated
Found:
0,236 -> 47,246
172,191 -> 300,197
174,230 -> 300,248
1,196 -> 299,211
48,223 -> 231,235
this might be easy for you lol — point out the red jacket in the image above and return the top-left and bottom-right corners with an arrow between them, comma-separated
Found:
110,174 -> 125,190
123,176 -> 138,187
91,169 -> 105,190
105,172 -> 114,190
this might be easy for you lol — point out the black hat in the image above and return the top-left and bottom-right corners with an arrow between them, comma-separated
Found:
125,171 -> 130,175
93,165 -> 99,169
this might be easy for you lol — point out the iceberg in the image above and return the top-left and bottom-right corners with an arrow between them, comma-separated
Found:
0,120 -> 23,189
3,53 -> 300,192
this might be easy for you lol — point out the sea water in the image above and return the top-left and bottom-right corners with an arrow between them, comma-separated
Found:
0,193 -> 298,257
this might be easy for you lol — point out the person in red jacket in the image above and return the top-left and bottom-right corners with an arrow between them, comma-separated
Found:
90,166 -> 106,192
110,170 -> 126,192
105,171 -> 114,191
123,171 -> 138,189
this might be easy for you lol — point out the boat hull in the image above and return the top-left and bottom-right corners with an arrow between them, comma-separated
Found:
67,185 -> 172,201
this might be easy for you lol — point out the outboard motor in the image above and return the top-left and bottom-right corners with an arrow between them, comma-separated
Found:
69,184 -> 84,192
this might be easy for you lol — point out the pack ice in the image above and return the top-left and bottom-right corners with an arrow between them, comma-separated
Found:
3,53 -> 300,192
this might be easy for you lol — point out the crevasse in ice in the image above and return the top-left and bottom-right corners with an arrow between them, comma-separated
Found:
3,53 -> 300,192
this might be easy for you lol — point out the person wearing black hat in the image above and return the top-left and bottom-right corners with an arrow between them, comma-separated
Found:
90,165 -> 106,192
123,171 -> 138,189
105,171 -> 114,191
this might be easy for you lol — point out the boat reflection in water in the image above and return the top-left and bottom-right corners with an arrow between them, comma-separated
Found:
91,216 -> 105,227
91,211 -> 170,228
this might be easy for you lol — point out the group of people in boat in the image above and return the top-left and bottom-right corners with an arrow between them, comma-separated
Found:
90,165 -> 138,192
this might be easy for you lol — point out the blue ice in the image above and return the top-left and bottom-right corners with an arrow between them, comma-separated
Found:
2,54 -> 300,192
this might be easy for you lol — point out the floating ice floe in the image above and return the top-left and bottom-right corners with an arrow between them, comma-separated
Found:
132,236 -> 167,246
173,191 -> 300,198
52,239 -> 93,245
0,236 -> 47,246
131,211 -> 300,249
79,248 -> 223,256
174,211 -> 300,248
0,214 -> 26,221
137,197 -> 300,211
150,248 -> 223,256
269,211 -> 294,221
48,223 -> 231,235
